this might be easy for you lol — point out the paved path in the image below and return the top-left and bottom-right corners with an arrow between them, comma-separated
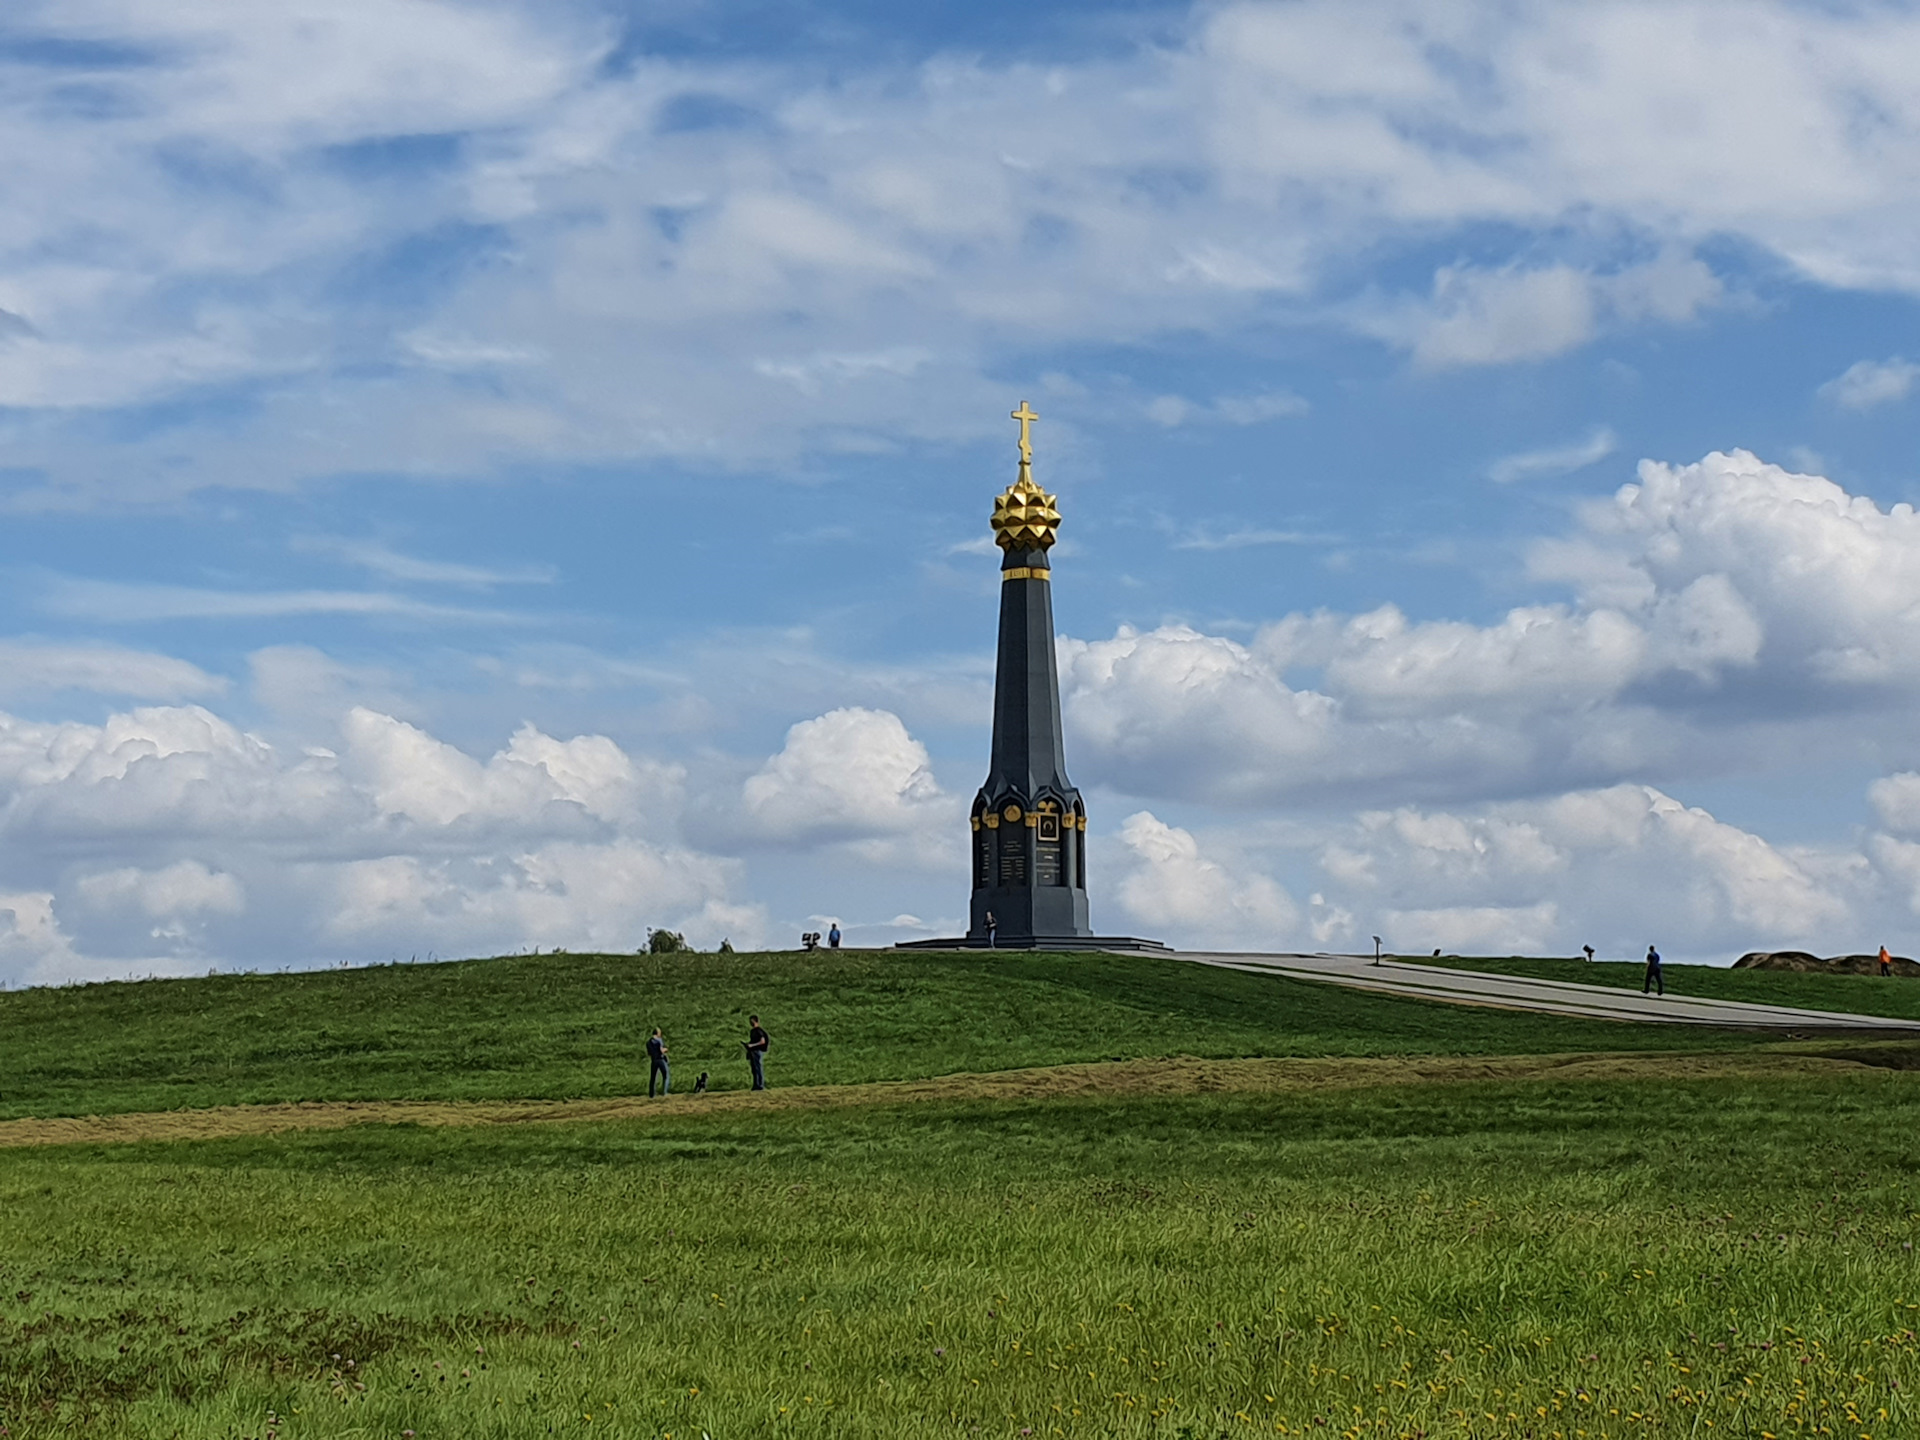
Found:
1175,951 -> 1920,1032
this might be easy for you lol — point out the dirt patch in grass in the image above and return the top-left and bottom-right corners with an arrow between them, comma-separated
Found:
0,1048 -> 1886,1150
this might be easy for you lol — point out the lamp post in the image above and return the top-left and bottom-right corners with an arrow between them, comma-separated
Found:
1373,935 -> 1382,967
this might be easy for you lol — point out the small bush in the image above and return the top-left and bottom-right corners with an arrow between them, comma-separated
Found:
645,928 -> 689,955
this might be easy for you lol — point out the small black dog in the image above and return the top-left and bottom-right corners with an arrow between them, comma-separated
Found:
692,1071 -> 709,1094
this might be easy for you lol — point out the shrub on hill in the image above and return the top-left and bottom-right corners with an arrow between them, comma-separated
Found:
645,928 -> 689,954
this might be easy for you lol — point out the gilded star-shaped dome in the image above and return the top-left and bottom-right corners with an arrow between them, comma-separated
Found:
992,469 -> 1060,551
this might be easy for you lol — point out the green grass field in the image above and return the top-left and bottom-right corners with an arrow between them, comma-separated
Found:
3,951 -> 1918,1438
0,949 -> 1768,1121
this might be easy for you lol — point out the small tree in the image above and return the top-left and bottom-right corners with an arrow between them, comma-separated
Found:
646,927 -> 689,954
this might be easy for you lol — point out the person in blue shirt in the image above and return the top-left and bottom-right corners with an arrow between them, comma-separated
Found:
646,1027 -> 670,1096
1642,945 -> 1664,996
828,923 -> 841,949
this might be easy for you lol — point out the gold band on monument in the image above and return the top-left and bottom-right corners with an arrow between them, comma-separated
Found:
1002,567 -> 1051,582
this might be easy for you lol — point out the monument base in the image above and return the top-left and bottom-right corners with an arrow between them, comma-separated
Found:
896,934 -> 1171,953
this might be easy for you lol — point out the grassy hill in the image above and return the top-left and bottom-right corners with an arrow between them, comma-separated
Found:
0,947 -> 1772,1120
5,949 -> 1920,1436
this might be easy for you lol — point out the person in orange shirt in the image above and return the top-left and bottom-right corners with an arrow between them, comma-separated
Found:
1880,945 -> 1893,978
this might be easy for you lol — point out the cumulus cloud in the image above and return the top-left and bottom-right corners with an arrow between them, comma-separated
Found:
1820,357 -> 1920,411
1340,786 -> 1851,954
1061,452 -> 1920,810
1071,769 -> 1920,961
0,699 -> 752,984
739,707 -> 957,865
1089,778 -> 1896,961
1110,811 -> 1298,949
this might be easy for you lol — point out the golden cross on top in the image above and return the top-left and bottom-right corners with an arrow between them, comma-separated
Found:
1010,400 -> 1038,465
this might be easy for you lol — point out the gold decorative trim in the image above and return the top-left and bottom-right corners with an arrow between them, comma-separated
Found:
1002,804 -> 1023,823
1001,567 -> 1050,582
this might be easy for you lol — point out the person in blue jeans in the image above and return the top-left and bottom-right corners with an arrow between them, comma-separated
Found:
745,1014 -> 770,1090
646,1027 -> 670,1096
1642,945 -> 1664,996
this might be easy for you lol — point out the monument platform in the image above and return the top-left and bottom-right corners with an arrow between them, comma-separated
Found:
897,935 -> 1171,953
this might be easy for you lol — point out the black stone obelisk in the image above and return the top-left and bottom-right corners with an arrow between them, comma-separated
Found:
942,402 -> 1162,952
967,528 -> 1092,943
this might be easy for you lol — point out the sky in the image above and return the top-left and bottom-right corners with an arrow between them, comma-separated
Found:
7,0 -> 1920,982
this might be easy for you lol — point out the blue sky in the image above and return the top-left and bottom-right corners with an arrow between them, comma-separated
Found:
7,0 -> 1920,980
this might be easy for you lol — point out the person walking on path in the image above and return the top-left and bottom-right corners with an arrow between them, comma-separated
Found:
1642,945 -> 1664,997
646,1027 -> 670,1097
1881,944 -> 1894,977
745,1014 -> 770,1090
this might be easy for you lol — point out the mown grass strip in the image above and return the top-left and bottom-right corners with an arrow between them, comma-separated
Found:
0,1046 -> 1899,1149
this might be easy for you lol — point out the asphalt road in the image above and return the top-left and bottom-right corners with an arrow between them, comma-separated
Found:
1174,951 -> 1920,1032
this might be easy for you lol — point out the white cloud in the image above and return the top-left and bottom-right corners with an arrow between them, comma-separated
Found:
1368,255 -> 1719,371
1385,902 -> 1560,957
1111,811 -> 1298,949
0,699 -> 751,982
1489,427 -> 1617,484
1868,772 -> 1920,834
76,860 -> 245,919
1338,785 -> 1852,957
739,707 -> 955,863
1398,263 -> 1599,369
40,578 -> 515,625
0,640 -> 225,701
1173,527 -> 1326,551
0,891 -> 86,986
9,1 -> 1920,493
291,537 -> 555,587
1820,357 -> 1920,411
1057,452 -> 1920,810
1082,772 -> 1912,961
1145,389 -> 1308,427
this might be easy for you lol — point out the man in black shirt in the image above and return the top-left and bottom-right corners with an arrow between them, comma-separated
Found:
646,1027 -> 670,1096
745,1014 -> 770,1090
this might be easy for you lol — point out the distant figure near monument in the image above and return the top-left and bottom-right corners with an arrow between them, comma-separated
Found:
902,403 -> 1163,953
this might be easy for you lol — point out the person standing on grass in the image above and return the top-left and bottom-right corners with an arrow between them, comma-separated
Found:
1643,945 -> 1664,997
745,1014 -> 770,1090
983,910 -> 997,949
646,1027 -> 670,1097
1881,945 -> 1894,977
828,922 -> 841,949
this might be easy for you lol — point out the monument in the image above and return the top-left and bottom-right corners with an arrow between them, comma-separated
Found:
903,404 -> 1165,952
